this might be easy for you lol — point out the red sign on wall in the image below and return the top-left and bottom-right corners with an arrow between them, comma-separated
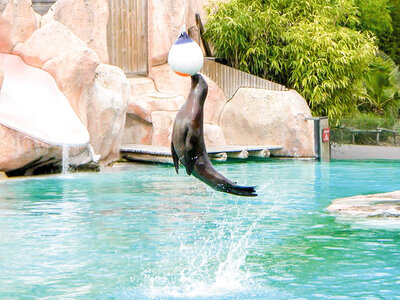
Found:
322,128 -> 330,143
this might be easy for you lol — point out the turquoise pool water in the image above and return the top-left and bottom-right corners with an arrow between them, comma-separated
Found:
1,160 -> 400,299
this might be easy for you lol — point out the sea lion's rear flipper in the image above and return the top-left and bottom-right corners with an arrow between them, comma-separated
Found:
223,184 -> 258,197
171,142 -> 179,174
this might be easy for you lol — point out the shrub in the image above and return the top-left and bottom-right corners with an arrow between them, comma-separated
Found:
359,53 -> 400,116
204,0 -> 378,120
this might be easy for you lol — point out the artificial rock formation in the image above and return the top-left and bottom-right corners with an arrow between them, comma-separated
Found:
124,71 -> 228,149
0,0 -> 129,174
41,0 -> 109,63
328,191 -> 400,218
147,0 -> 211,67
0,124 -> 60,173
86,64 -> 130,163
13,21 -> 88,68
0,0 -> 38,53
42,47 -> 100,125
0,56 -> 3,90
219,88 -> 315,157
148,64 -> 227,125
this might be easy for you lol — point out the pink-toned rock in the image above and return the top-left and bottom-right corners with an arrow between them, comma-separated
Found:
148,0 -> 183,67
13,21 -> 87,68
204,74 -> 228,125
86,63 -> 130,165
327,191 -> 400,218
148,0 -> 211,67
42,47 -> 100,124
0,0 -> 38,53
149,64 -> 227,124
219,88 -> 315,157
127,94 -> 185,123
204,123 -> 226,147
0,56 -> 3,91
0,123 -> 91,173
0,123 -> 59,173
149,63 -> 191,96
122,114 -> 153,145
150,111 -> 227,147
151,111 -> 176,147
41,0 -> 109,63
128,77 -> 157,97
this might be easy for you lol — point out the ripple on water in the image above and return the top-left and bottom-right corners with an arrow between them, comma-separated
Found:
1,160 -> 400,299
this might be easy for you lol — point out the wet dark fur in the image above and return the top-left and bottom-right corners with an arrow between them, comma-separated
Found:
171,74 -> 257,197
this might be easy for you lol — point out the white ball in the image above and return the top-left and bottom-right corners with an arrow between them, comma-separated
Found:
168,32 -> 204,76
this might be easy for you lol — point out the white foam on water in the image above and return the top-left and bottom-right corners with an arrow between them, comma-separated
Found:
143,222 -> 256,299
335,216 -> 400,231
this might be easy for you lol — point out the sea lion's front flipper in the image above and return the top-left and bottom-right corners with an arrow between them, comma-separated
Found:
171,142 -> 179,174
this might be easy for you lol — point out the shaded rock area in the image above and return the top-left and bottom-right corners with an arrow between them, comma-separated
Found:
219,88 -> 315,157
0,124 -> 60,174
328,191 -> 400,218
0,0 -> 128,176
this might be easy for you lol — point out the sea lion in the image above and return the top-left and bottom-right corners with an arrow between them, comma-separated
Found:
171,73 -> 257,197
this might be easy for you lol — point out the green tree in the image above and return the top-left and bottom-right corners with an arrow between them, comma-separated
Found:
380,0 -> 400,65
360,54 -> 400,115
356,0 -> 392,37
204,0 -> 377,120
281,16 -> 376,118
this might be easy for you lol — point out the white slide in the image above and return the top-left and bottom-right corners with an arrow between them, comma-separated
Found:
0,53 -> 89,146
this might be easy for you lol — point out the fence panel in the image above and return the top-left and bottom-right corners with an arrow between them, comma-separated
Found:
201,59 -> 287,99
107,0 -> 148,76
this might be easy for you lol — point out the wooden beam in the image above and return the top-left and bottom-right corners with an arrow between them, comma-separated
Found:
195,13 -> 212,57
249,149 -> 270,158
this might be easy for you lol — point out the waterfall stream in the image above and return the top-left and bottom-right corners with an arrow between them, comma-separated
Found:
62,144 -> 70,174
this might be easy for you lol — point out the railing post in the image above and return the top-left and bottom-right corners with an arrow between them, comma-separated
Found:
306,116 -> 330,161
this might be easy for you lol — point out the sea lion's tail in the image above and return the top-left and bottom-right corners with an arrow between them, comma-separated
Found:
193,159 -> 257,197
221,183 -> 257,197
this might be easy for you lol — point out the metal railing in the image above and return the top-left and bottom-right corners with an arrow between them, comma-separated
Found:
32,0 -> 56,15
201,59 -> 287,99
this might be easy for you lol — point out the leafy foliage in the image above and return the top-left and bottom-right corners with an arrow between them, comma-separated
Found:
356,0 -> 392,37
204,0 -> 279,77
281,16 -> 376,118
379,0 -> 400,65
204,0 -> 378,120
360,54 -> 400,116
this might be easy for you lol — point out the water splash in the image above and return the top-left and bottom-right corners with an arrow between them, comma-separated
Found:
142,217 -> 256,299
62,144 -> 70,174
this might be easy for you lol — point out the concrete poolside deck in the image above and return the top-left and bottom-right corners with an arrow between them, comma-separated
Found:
331,144 -> 400,160
120,144 -> 283,164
